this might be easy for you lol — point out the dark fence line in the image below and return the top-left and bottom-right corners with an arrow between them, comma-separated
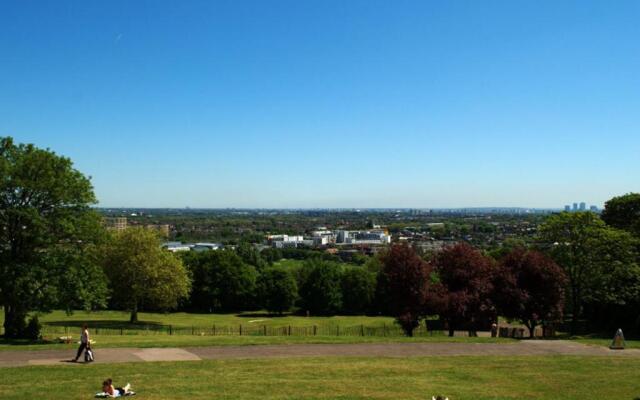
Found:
25,323 -> 448,338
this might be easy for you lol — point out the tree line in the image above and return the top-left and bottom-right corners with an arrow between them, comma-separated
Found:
2,137 -> 639,339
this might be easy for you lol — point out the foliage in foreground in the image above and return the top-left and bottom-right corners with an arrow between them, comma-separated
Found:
0,136 -> 107,338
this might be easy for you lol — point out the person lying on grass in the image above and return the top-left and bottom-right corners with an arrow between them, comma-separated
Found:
101,378 -> 133,397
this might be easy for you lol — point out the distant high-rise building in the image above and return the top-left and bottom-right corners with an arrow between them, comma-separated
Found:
579,202 -> 586,211
573,203 -> 578,211
590,205 -> 598,212
564,205 -> 571,212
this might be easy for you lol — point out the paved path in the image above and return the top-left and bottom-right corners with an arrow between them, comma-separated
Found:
1,341 -> 639,368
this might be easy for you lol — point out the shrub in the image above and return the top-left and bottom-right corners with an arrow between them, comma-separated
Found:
25,316 -> 42,341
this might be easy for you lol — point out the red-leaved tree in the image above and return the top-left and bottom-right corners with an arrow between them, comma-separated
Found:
432,243 -> 496,337
379,244 -> 432,336
495,247 -> 567,338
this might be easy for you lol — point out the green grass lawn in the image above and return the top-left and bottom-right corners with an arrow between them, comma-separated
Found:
571,336 -> 640,349
29,309 -> 397,329
0,309 -> 516,351
0,333 -> 514,351
1,356 -> 639,399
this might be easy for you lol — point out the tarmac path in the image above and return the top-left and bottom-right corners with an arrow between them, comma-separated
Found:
1,340 -> 638,368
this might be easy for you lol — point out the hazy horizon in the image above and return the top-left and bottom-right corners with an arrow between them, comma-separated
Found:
2,1 -> 638,208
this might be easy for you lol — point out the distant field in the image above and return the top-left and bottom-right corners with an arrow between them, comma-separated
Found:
2,356 -> 640,399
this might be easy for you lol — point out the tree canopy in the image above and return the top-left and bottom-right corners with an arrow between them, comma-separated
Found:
495,248 -> 566,337
298,259 -> 343,315
379,244 -> 432,336
257,266 -> 298,314
182,249 -> 257,312
103,227 -> 190,322
602,193 -> 640,236
432,243 -> 496,336
538,211 -> 640,333
0,137 -> 107,337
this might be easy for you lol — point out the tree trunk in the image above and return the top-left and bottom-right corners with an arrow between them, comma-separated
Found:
448,328 -> 454,337
130,304 -> 138,324
527,322 -> 536,338
3,304 -> 27,338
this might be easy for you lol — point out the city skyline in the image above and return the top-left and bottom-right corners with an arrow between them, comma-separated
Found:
2,1 -> 639,208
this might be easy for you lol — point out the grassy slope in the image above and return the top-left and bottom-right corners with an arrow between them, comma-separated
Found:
28,310 -> 397,328
1,356 -> 639,399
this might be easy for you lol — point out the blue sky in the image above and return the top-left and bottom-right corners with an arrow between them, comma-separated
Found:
1,1 -> 638,208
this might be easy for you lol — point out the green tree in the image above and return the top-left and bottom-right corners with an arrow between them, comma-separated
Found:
103,227 -> 190,322
341,267 -> 376,314
258,266 -> 298,314
182,249 -> 258,312
539,212 -> 640,333
298,259 -> 343,315
236,242 -> 268,270
0,137 -> 107,338
602,193 -> 640,236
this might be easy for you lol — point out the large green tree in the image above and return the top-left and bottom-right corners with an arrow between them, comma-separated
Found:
298,259 -> 343,315
602,193 -> 640,236
0,137 -> 108,338
539,212 -> 640,333
341,267 -> 376,315
182,249 -> 257,312
257,266 -> 298,314
103,227 -> 190,322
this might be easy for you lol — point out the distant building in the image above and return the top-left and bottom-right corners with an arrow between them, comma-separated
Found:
564,205 -> 571,212
590,205 -> 599,212
268,234 -> 306,248
579,202 -> 586,211
105,217 -> 127,231
337,229 -> 391,245
163,241 -> 222,252
572,203 -> 578,212
192,242 -> 222,251
163,242 -> 191,252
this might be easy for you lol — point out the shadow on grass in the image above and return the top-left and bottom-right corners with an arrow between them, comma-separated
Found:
0,337 -> 57,346
44,320 -> 166,330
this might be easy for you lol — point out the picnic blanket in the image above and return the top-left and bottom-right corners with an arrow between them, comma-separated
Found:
94,391 -> 136,398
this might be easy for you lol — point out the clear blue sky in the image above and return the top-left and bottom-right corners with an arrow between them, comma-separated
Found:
1,1 -> 638,208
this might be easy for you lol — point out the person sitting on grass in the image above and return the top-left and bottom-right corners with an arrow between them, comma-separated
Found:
102,379 -> 132,397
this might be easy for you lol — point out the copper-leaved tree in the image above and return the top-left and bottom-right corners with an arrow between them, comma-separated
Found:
495,247 -> 566,337
379,244 -> 432,336
433,243 -> 496,337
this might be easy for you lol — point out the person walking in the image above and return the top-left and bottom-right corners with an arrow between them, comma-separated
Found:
72,324 -> 90,362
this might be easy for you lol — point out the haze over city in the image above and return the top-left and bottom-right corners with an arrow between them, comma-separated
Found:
1,1 -> 638,208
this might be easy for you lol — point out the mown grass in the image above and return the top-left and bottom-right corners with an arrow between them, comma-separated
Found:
572,337 -> 640,349
28,310 -> 397,329
0,333 -> 514,351
1,356 -> 639,399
